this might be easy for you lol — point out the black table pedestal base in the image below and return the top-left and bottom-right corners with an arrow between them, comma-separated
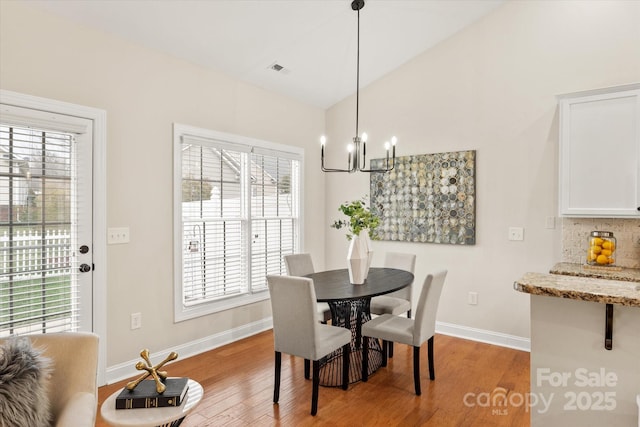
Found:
318,298 -> 383,386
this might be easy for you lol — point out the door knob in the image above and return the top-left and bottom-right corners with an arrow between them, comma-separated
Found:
79,245 -> 89,254
79,263 -> 91,273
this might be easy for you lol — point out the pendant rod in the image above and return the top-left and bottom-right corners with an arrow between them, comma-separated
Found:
355,4 -> 360,140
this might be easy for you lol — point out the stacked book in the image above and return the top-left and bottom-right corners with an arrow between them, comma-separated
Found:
115,377 -> 189,410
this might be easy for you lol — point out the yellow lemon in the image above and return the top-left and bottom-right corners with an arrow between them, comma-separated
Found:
596,254 -> 609,265
591,245 -> 602,254
591,237 -> 604,246
602,241 -> 612,250
588,251 -> 598,261
601,249 -> 612,256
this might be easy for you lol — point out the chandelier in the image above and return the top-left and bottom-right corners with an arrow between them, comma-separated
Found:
321,0 -> 397,173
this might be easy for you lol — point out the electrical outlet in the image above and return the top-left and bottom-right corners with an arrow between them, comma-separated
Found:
545,216 -> 556,229
130,312 -> 142,330
108,227 -> 130,244
468,292 -> 478,305
508,227 -> 524,241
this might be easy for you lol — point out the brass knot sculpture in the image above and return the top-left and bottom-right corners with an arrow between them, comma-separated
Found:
125,349 -> 178,393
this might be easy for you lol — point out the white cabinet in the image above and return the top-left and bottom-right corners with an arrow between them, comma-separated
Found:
558,84 -> 640,217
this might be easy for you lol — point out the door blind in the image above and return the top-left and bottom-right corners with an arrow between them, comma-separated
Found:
0,125 -> 77,336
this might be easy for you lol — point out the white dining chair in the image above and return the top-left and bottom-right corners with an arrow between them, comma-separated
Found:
369,252 -> 416,357
361,269 -> 447,395
267,275 -> 351,416
284,253 -> 334,379
284,254 -> 332,324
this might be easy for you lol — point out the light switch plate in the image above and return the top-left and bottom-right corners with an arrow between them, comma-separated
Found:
108,227 -> 130,244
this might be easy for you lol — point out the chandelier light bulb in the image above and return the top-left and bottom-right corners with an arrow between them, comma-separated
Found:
361,132 -> 368,142
384,142 -> 391,151
391,136 -> 397,146
320,135 -> 326,146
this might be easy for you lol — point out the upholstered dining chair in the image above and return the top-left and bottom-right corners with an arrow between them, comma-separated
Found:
369,252 -> 416,357
361,269 -> 447,395
284,254 -> 332,323
283,253 -> 334,379
267,275 -> 351,416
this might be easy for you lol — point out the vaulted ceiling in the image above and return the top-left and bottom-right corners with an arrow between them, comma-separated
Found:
29,0 -> 504,109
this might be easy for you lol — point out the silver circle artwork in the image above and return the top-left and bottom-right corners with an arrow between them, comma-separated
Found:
370,150 -> 476,245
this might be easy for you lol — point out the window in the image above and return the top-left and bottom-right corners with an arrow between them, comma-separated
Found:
173,124 -> 302,321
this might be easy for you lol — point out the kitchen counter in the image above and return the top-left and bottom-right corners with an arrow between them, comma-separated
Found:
514,271 -> 640,307
550,262 -> 640,283
514,263 -> 640,426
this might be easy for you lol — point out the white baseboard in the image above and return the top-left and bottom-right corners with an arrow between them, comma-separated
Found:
105,317 -> 273,385
105,318 -> 529,384
436,321 -> 530,352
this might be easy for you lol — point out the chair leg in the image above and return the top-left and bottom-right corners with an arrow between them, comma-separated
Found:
413,346 -> 421,396
388,341 -> 394,358
304,359 -> 310,379
381,340 -> 388,367
407,309 -> 412,319
311,360 -> 320,415
362,336 -> 369,382
274,351 -> 281,403
428,336 -> 435,380
342,343 -> 350,390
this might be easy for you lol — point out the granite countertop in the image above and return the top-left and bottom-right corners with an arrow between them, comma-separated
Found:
550,262 -> 640,283
514,271 -> 640,307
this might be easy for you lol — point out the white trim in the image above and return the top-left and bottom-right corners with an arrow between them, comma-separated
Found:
176,123 -> 304,158
556,82 -> 640,100
104,319 -> 528,384
435,321 -> 531,352
105,317 -> 273,384
0,104 -> 90,134
0,89 -> 108,385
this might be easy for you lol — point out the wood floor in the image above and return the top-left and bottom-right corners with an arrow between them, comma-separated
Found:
96,331 -> 530,426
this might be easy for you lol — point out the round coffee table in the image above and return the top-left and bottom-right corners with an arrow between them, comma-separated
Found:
101,379 -> 203,427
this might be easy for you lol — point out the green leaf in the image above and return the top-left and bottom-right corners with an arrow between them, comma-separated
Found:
330,195 -> 380,241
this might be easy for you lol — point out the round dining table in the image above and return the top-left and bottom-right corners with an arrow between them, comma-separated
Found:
305,267 -> 414,386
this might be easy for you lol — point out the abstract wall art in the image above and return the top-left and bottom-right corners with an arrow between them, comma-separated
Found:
370,150 -> 476,245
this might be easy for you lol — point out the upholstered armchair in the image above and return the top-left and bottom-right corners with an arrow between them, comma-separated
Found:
0,332 -> 99,427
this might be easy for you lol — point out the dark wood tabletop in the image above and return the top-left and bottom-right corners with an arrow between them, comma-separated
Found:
306,267 -> 414,302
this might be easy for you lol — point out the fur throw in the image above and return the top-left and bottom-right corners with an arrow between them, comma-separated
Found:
0,337 -> 51,427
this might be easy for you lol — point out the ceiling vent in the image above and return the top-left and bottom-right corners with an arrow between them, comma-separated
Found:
268,62 -> 290,75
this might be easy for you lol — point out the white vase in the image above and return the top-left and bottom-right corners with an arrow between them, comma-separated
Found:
347,231 -> 370,285
360,230 -> 374,276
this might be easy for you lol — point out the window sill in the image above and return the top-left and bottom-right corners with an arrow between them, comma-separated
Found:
174,291 -> 270,323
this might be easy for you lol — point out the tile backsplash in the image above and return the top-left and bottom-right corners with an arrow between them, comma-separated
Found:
561,218 -> 640,269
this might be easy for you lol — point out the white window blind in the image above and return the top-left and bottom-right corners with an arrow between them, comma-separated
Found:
0,124 -> 77,336
175,125 -> 301,319
250,150 -> 298,291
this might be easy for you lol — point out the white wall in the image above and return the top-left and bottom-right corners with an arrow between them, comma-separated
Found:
0,2 -> 326,371
324,0 -> 640,339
